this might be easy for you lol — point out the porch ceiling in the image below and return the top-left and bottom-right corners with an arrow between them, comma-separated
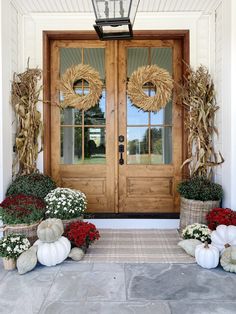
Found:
12,0 -> 221,15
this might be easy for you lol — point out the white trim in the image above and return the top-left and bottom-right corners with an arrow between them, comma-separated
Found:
84,219 -> 179,229
0,0 -> 12,202
230,0 -> 236,209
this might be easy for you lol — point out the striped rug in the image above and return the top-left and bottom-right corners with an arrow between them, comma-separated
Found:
82,229 -> 195,263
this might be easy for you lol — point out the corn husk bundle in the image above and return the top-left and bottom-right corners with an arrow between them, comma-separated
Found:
59,64 -> 103,110
127,65 -> 173,112
12,68 -> 42,175
181,65 -> 224,178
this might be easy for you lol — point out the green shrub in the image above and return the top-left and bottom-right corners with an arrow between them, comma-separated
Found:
177,176 -> 223,201
6,173 -> 56,199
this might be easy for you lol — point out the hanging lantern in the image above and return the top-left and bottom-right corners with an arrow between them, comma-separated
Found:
92,0 -> 140,40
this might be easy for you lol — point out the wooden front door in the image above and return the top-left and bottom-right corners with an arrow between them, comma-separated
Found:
47,35 -> 184,214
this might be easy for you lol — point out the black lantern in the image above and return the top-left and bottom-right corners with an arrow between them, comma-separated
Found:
92,0 -> 140,40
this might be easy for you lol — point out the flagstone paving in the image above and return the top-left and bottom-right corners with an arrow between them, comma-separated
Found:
0,260 -> 236,314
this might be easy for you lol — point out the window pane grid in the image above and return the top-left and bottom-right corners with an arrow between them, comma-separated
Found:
127,46 -> 173,165
60,47 -> 106,165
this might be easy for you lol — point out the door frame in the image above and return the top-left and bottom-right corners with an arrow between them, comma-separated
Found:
43,30 -> 190,211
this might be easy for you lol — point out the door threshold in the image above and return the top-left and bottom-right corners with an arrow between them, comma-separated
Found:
84,213 -> 179,219
84,218 -> 180,229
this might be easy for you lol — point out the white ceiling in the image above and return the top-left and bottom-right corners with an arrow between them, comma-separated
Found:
12,0 -> 221,15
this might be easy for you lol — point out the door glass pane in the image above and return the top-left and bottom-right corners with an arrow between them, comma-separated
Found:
127,99 -> 148,125
127,48 -> 148,78
84,128 -> 106,164
84,90 -> 106,125
151,48 -> 173,74
151,127 -> 172,164
60,48 -> 82,75
61,108 -> 82,125
61,127 -> 82,164
127,127 -> 149,164
150,48 -> 173,125
60,47 -> 106,164
84,48 -> 105,80
150,102 -> 172,125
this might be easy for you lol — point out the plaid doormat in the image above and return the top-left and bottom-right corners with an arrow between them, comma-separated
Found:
82,229 -> 195,263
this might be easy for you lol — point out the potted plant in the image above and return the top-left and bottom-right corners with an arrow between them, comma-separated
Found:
206,208 -> 236,230
0,233 -> 30,270
44,187 -> 87,229
64,220 -> 100,253
178,65 -> 224,230
178,176 -> 223,230
6,173 -> 56,199
182,223 -> 211,243
0,194 -> 46,244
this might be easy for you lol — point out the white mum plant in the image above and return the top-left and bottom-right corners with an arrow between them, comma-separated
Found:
0,234 -> 30,259
182,223 -> 211,243
44,187 -> 87,220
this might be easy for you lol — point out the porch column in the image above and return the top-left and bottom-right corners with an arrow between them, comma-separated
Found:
221,0 -> 236,208
0,0 -> 12,202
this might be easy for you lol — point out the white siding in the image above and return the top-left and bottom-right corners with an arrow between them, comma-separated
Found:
197,15 -> 210,66
11,4 -> 18,74
0,0 -> 13,203
214,3 -> 223,185
11,3 -> 19,168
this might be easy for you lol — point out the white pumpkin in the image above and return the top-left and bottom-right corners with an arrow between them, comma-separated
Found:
17,246 -> 38,275
220,246 -> 236,273
211,225 -> 236,253
34,236 -> 71,266
37,218 -> 64,243
195,242 -> 219,269
68,247 -> 85,261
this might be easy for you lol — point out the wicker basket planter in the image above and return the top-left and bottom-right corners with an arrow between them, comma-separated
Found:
62,217 -> 83,230
1,220 -> 41,245
2,257 -> 16,271
179,197 -> 220,231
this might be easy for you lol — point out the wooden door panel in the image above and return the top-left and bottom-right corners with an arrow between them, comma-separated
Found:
118,40 -> 183,213
50,40 -> 115,213
48,37 -> 184,214
127,177 -> 173,197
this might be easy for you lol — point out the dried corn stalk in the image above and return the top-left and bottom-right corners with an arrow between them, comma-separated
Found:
181,65 -> 224,179
12,67 -> 42,175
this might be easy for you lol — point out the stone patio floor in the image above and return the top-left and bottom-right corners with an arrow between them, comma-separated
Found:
0,259 -> 236,314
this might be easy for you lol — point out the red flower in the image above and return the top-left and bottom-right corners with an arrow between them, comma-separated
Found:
64,221 -> 100,248
206,208 -> 236,230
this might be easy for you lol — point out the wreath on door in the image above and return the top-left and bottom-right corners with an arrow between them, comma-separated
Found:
59,64 -> 103,110
127,65 -> 173,112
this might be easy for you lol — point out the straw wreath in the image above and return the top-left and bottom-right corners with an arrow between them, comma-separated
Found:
127,65 -> 173,112
59,64 -> 103,110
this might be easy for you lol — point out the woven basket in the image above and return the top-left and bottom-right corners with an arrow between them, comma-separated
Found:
1,220 -> 41,245
179,197 -> 220,232
62,217 -> 83,230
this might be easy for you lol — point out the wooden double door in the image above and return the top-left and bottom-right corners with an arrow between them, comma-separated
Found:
48,37 -> 184,214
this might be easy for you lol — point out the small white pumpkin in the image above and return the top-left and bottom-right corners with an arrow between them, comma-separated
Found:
220,246 -> 236,273
37,218 -> 64,243
34,236 -> 71,266
195,242 -> 219,269
17,246 -> 38,275
68,247 -> 85,261
211,225 -> 236,253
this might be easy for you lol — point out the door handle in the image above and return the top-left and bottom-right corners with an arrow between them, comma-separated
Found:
119,144 -> 124,165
